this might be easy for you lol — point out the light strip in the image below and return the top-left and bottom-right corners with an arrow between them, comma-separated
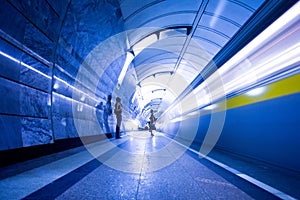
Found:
53,92 -> 96,110
0,51 -> 101,103
0,50 -> 101,104
224,43 -> 300,95
117,51 -> 134,89
54,76 -> 99,102
192,1 -> 300,108
0,51 -> 51,79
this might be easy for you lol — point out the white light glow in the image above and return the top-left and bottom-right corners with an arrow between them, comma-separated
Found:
0,51 -> 105,104
246,87 -> 266,96
0,51 -> 51,79
80,95 -> 86,101
0,51 -> 19,63
77,104 -> 83,112
191,1 -> 300,110
54,76 -> 98,102
210,0 -> 225,28
47,96 -> 51,106
124,119 -> 140,131
140,85 -> 165,108
132,34 -> 157,56
219,1 -> 300,75
117,51 -> 135,89
152,136 -> 157,147
53,82 -> 59,89
203,104 -> 218,110
223,42 -> 300,95
53,92 -> 95,110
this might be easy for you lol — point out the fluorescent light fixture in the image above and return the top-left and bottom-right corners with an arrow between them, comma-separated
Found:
55,76 -> 98,102
117,51 -> 134,89
53,92 -> 96,109
0,51 -> 102,104
0,51 -> 51,79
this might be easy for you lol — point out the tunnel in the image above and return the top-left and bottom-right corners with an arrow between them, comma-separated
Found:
0,0 -> 300,199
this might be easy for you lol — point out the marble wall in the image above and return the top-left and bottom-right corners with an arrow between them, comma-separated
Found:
0,0 -> 126,150
54,0 -> 125,139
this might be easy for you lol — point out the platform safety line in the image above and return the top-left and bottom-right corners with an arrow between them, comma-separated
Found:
160,133 -> 297,200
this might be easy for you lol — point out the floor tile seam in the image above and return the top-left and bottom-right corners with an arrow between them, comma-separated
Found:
135,138 -> 148,200
161,134 -> 297,200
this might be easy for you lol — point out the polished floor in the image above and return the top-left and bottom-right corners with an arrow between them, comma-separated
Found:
0,131 -> 298,199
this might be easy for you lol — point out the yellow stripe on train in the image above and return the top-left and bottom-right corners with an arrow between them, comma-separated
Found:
214,73 -> 300,112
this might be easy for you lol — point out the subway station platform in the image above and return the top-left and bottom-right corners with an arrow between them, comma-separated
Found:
0,131 -> 299,200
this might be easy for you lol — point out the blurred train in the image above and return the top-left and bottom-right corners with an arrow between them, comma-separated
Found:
158,4 -> 300,172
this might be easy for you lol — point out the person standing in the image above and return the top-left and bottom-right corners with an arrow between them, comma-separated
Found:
103,94 -> 112,135
114,97 -> 122,139
96,101 -> 104,131
149,109 -> 157,136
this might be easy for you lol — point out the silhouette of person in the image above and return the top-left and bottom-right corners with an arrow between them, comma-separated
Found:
96,102 -> 104,130
149,109 -> 157,136
114,97 -> 122,139
103,94 -> 112,135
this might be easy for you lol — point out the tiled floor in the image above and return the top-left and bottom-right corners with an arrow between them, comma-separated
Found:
0,131 -> 296,199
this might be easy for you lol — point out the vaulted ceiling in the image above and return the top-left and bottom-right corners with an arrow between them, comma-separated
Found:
118,0 -> 267,115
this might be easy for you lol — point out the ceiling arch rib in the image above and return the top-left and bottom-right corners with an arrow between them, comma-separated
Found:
131,27 -> 191,85
122,0 -> 202,45
122,0 -> 201,25
118,0 -> 268,119
135,52 -> 179,66
130,11 -> 196,29
205,0 -> 254,24
122,0 -> 166,22
227,0 -> 256,12
203,12 -> 242,28
135,57 -> 203,76
136,51 -> 211,69
135,55 -> 203,85
137,71 -> 174,86
193,36 -> 222,56
197,25 -> 231,40
128,26 -> 190,52
134,41 -> 183,58
135,63 -> 172,75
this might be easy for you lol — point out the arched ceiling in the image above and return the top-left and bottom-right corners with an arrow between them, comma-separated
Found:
118,0 -> 267,115
1,0 -> 297,128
